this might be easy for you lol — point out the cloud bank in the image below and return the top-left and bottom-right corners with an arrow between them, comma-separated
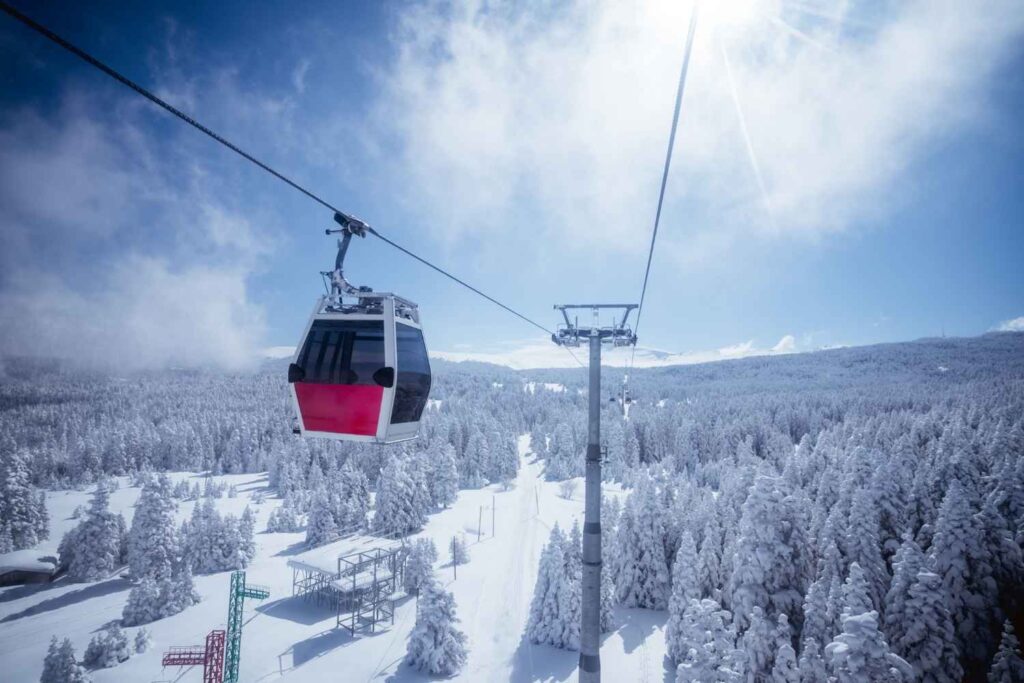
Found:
431,334 -> 799,370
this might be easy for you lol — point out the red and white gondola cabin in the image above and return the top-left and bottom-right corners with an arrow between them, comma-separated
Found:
288,293 -> 431,443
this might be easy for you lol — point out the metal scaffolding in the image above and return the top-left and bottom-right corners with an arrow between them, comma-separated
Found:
160,629 -> 225,683
224,570 -> 269,683
288,539 -> 407,635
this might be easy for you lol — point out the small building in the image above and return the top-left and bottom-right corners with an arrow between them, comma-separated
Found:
0,551 -> 59,586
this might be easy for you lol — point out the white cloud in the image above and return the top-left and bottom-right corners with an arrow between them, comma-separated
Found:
432,334 -> 799,369
772,334 -> 797,353
374,0 -> 1024,260
994,316 -> 1024,332
0,96 -> 272,371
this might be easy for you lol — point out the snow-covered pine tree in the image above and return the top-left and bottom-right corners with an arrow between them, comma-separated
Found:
614,473 -> 670,609
305,489 -> 337,547
0,522 -> 12,553
122,578 -> 161,626
526,524 -> 579,650
127,474 -> 178,582
845,486 -> 889,613
797,638 -> 826,683
431,443 -> 460,509
698,511 -> 726,602
375,457 -> 426,537
404,537 -> 438,595
742,605 -> 777,681
988,620 -> 1024,683
665,530 -> 700,663
405,575 -> 468,676
66,483 -> 122,582
41,637 -> 90,683
772,643 -> 799,683
897,570 -> 962,683
801,577 -> 831,649
729,475 -> 803,632
239,506 -> 256,563
0,449 -> 40,549
826,561 -> 909,683
34,489 -> 49,542
133,628 -> 151,654
671,598 -> 740,683
883,534 -> 925,650
929,479 -> 999,665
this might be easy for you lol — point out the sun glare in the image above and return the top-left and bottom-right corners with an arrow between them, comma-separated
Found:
702,0 -> 768,29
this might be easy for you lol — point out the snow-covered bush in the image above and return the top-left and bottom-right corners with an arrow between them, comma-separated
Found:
558,479 -> 578,500
405,576 -> 468,676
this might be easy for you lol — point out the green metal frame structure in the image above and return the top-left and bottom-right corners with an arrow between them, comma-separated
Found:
223,570 -> 270,683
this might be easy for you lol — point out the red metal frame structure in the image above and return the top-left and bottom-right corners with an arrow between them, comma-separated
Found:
160,629 -> 225,683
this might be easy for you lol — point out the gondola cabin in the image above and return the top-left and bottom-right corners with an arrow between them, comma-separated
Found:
288,292 -> 431,443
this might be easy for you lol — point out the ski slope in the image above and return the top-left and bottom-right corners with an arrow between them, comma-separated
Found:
0,437 -> 667,682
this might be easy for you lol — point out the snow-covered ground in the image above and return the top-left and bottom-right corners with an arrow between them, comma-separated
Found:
0,437 -> 666,682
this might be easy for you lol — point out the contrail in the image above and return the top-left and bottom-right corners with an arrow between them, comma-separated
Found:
765,12 -> 837,52
719,40 -> 776,231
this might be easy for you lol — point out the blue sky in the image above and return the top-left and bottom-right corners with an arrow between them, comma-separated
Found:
1,0 -> 1022,370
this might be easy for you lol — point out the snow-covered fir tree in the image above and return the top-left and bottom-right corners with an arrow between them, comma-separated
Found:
929,479 -> 999,666
305,489 -> 337,547
0,448 -> 45,549
884,534 -> 925,649
797,638 -> 826,683
671,598 -> 740,682
375,457 -> 427,537
405,575 -> 468,676
614,473 -> 670,609
988,620 -> 1024,683
431,443 -> 460,508
526,524 -> 580,650
127,474 -> 178,582
826,562 -> 909,683
133,629 -> 151,654
897,570 -> 962,683
404,537 -> 438,595
64,483 -> 124,582
665,530 -> 700,663
729,475 -> 804,632
772,643 -> 799,683
239,506 -> 256,563
41,637 -> 90,683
